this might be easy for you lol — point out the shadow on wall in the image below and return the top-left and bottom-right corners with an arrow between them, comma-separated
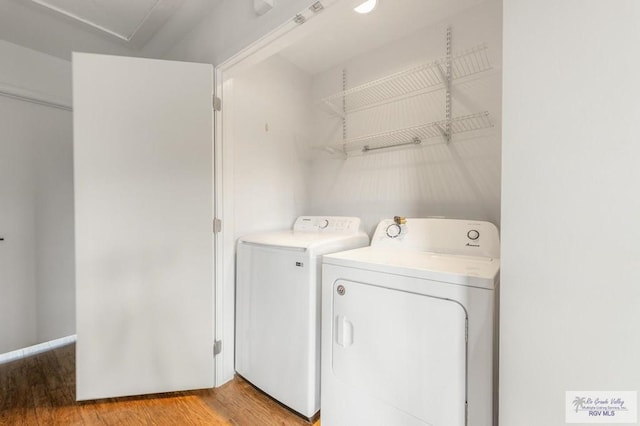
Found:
309,133 -> 501,234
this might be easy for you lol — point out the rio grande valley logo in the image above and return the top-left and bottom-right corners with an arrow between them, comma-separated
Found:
566,391 -> 637,423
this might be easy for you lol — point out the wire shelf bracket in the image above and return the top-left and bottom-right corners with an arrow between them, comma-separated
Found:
443,26 -> 452,143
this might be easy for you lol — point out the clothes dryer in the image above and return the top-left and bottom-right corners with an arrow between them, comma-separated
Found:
235,216 -> 369,418
321,218 -> 500,426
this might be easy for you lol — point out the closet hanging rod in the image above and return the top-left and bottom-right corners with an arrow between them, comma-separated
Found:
362,137 -> 421,153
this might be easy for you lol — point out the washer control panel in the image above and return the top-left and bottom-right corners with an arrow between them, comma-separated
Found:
294,216 -> 362,233
372,217 -> 500,258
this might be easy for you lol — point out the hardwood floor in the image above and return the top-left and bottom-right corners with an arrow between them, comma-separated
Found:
0,343 -> 320,425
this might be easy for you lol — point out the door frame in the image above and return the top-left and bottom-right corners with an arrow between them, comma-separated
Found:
213,0 -> 341,386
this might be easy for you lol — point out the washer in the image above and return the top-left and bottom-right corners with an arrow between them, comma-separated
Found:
235,216 -> 369,418
321,218 -> 500,426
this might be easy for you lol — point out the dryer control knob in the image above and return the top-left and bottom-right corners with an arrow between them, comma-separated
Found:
467,229 -> 480,240
386,224 -> 402,238
319,219 -> 329,229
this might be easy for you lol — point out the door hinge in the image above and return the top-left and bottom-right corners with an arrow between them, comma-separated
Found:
213,218 -> 222,233
213,340 -> 222,356
213,96 -> 221,111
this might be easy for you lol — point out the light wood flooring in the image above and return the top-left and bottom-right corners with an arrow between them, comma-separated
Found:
0,343 -> 320,425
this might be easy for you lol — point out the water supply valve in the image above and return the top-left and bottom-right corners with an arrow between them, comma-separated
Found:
394,216 -> 406,225
386,216 -> 407,238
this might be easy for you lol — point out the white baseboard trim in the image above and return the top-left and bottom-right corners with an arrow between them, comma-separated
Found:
0,334 -> 77,365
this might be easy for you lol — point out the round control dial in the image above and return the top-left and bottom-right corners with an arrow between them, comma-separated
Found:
386,224 -> 402,238
467,229 -> 480,240
319,219 -> 329,229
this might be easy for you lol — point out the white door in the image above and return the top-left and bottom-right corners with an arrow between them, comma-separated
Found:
73,53 -> 214,400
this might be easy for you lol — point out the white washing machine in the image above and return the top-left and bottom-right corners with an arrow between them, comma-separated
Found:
235,216 -> 369,418
321,218 -> 500,426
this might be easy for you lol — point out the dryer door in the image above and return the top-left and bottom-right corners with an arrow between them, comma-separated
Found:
331,279 -> 467,426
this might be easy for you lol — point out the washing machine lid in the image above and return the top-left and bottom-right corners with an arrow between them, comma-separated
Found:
323,246 -> 499,290
239,231 -> 367,251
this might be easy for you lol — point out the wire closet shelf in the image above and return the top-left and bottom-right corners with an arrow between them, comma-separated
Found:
326,112 -> 493,154
319,43 -> 491,116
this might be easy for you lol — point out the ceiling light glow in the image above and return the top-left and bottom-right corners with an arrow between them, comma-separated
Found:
354,0 -> 377,14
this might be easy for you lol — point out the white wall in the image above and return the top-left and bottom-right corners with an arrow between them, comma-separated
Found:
226,55 -> 312,239
309,1 -> 502,234
501,1 -> 640,424
33,104 -> 75,344
0,41 -> 74,353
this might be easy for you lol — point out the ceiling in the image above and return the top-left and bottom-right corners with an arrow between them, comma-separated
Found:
0,0 -> 220,60
278,0 -> 486,74
0,0 -> 488,67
